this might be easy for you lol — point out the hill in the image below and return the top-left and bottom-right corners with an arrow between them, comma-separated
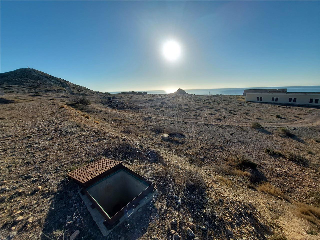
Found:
0,68 -> 93,95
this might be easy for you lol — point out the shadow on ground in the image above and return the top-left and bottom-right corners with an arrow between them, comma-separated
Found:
257,128 -> 272,135
0,98 -> 15,104
41,178 -> 156,240
161,169 -> 272,240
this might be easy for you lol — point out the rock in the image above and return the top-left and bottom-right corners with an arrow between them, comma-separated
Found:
16,216 -> 24,221
174,88 -> 187,95
70,230 -> 80,240
173,234 -> 180,240
161,134 -> 169,141
187,222 -> 195,230
170,219 -> 178,230
9,231 -> 17,238
186,227 -> 195,238
200,225 -> 207,231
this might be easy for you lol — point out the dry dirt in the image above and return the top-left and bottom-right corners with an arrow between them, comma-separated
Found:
0,91 -> 320,240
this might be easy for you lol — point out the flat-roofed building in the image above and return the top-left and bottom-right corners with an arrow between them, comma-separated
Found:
244,88 -> 320,105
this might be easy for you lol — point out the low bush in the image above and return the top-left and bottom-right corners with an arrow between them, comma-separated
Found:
257,183 -> 290,201
286,153 -> 309,167
279,128 -> 294,138
251,122 -> 263,129
68,97 -> 91,110
297,202 -> 320,227
265,148 -> 285,158
237,158 -> 257,170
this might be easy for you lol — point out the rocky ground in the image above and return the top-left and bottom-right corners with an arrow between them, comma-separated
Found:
0,87 -> 320,239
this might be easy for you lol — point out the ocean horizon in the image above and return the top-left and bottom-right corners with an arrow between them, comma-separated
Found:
111,86 -> 320,95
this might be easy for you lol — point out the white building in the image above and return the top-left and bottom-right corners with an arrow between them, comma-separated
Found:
244,89 -> 320,105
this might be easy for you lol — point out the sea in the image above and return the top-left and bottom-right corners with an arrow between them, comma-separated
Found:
111,86 -> 320,95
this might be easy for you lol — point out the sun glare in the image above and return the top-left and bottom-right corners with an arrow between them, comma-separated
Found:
165,88 -> 177,94
162,40 -> 181,62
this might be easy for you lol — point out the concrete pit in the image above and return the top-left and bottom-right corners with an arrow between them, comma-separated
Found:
86,169 -> 150,218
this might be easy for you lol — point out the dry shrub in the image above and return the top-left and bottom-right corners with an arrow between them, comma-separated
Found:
296,202 -> 320,227
286,153 -> 309,167
251,122 -> 263,129
265,148 -> 285,158
279,128 -> 294,138
257,183 -> 290,202
227,155 -> 256,169
270,234 -> 288,240
231,169 -> 251,177
227,155 -> 266,184
217,176 -> 233,187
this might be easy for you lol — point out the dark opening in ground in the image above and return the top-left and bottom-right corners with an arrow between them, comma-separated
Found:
86,169 -> 149,218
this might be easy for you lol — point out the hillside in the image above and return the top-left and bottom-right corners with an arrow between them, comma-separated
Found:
0,70 -> 320,240
0,68 -> 93,95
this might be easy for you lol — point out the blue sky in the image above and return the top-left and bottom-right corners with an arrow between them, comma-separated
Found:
1,1 -> 319,92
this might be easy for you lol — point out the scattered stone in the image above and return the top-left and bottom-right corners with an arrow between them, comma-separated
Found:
170,219 -> 178,230
161,134 -> 169,141
173,234 -> 180,240
187,222 -> 195,230
200,225 -> 207,231
0,196 -> 6,203
186,227 -> 195,238
16,216 -> 24,221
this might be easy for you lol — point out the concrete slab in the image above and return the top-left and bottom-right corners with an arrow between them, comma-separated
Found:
79,189 -> 156,237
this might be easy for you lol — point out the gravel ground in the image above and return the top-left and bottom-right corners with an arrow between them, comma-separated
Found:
0,92 -> 320,240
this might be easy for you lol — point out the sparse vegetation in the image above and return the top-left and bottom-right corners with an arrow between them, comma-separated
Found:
257,183 -> 290,202
265,148 -> 285,158
251,122 -> 263,129
236,157 -> 258,170
307,229 -> 318,235
279,127 -> 295,138
286,153 -> 309,167
1,69 -> 320,239
296,202 -> 320,227
270,234 -> 288,240
68,96 -> 91,106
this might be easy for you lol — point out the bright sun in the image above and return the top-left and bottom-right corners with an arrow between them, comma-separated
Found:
162,40 -> 181,62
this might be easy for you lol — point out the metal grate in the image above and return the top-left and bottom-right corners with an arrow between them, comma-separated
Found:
68,158 -> 121,185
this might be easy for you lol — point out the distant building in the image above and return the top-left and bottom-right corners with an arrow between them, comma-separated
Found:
244,88 -> 320,105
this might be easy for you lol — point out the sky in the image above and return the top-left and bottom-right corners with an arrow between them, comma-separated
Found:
1,1 -> 320,92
